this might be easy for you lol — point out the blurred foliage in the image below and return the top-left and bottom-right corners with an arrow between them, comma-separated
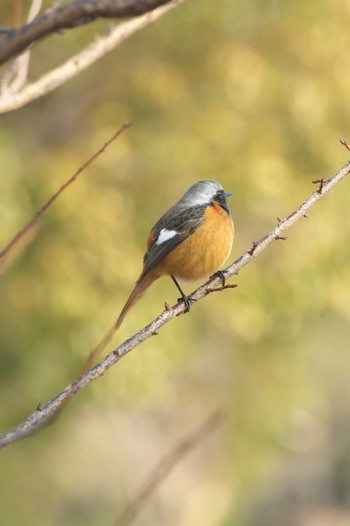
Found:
1,0 -> 350,525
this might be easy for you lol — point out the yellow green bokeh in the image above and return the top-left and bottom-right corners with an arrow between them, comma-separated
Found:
1,1 -> 350,524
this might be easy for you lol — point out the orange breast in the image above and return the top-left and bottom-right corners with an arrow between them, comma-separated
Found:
158,202 -> 234,281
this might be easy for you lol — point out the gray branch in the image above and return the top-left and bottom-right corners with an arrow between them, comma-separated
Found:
1,159 -> 350,451
0,0 -> 173,65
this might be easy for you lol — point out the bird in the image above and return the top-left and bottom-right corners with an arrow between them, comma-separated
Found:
115,179 -> 234,330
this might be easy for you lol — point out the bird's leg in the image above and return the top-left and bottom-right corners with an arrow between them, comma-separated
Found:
171,275 -> 191,312
211,270 -> 226,286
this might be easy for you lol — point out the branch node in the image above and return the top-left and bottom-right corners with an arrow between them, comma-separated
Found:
248,241 -> 258,255
275,235 -> 287,241
312,178 -> 325,194
36,403 -> 43,411
340,139 -> 350,152
164,302 -> 170,310
277,217 -> 282,223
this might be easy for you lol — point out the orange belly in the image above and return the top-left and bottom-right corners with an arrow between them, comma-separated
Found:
158,202 -> 234,281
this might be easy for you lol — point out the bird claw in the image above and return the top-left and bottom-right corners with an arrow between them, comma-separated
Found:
178,295 -> 191,312
211,270 -> 226,286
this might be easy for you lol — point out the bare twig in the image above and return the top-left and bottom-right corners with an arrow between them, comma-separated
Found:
208,284 -> 238,293
0,0 -> 175,65
340,138 -> 350,152
0,1 -> 182,113
1,159 -> 350,451
5,0 -> 43,94
312,178 -> 325,194
0,122 -> 131,263
114,411 -> 226,526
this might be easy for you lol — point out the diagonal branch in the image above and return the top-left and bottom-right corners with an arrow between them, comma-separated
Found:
0,1 -> 183,113
0,122 -> 131,266
114,411 -> 225,526
1,157 -> 350,451
0,0 -> 174,65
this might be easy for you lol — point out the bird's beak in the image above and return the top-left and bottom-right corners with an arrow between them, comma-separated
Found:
224,191 -> 232,197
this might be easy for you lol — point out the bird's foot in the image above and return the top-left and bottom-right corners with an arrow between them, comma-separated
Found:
178,293 -> 191,312
211,270 -> 226,286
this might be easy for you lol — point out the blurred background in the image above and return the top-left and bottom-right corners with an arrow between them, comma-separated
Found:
1,0 -> 350,524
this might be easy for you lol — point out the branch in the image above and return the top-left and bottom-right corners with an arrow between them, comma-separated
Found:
0,1 -> 182,113
1,0 -> 43,95
0,0 -> 173,65
0,122 -> 131,266
1,158 -> 350,451
114,411 -> 225,526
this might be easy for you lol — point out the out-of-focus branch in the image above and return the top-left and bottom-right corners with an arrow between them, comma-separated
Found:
0,1 -> 182,113
0,0 -> 174,66
7,0 -> 42,92
0,156 -> 349,451
0,123 -> 131,268
12,0 -> 22,29
114,411 -> 226,526
3,0 -> 43,94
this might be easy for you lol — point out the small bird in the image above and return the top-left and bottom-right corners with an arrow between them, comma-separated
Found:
115,179 -> 234,329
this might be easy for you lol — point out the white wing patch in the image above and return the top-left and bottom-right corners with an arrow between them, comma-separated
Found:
156,228 -> 178,246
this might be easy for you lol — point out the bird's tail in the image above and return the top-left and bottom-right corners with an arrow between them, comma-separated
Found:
80,273 -> 157,373
115,272 -> 156,330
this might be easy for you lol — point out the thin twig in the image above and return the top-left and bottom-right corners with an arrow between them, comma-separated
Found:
0,122 -> 131,262
340,138 -> 350,152
1,158 -> 350,451
6,0 -> 43,94
208,284 -> 238,293
0,1 -> 183,113
114,411 -> 226,526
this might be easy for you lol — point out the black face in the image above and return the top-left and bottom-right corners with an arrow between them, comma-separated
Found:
213,189 -> 231,214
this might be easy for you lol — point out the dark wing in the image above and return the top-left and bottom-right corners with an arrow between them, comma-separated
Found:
139,205 -> 206,282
